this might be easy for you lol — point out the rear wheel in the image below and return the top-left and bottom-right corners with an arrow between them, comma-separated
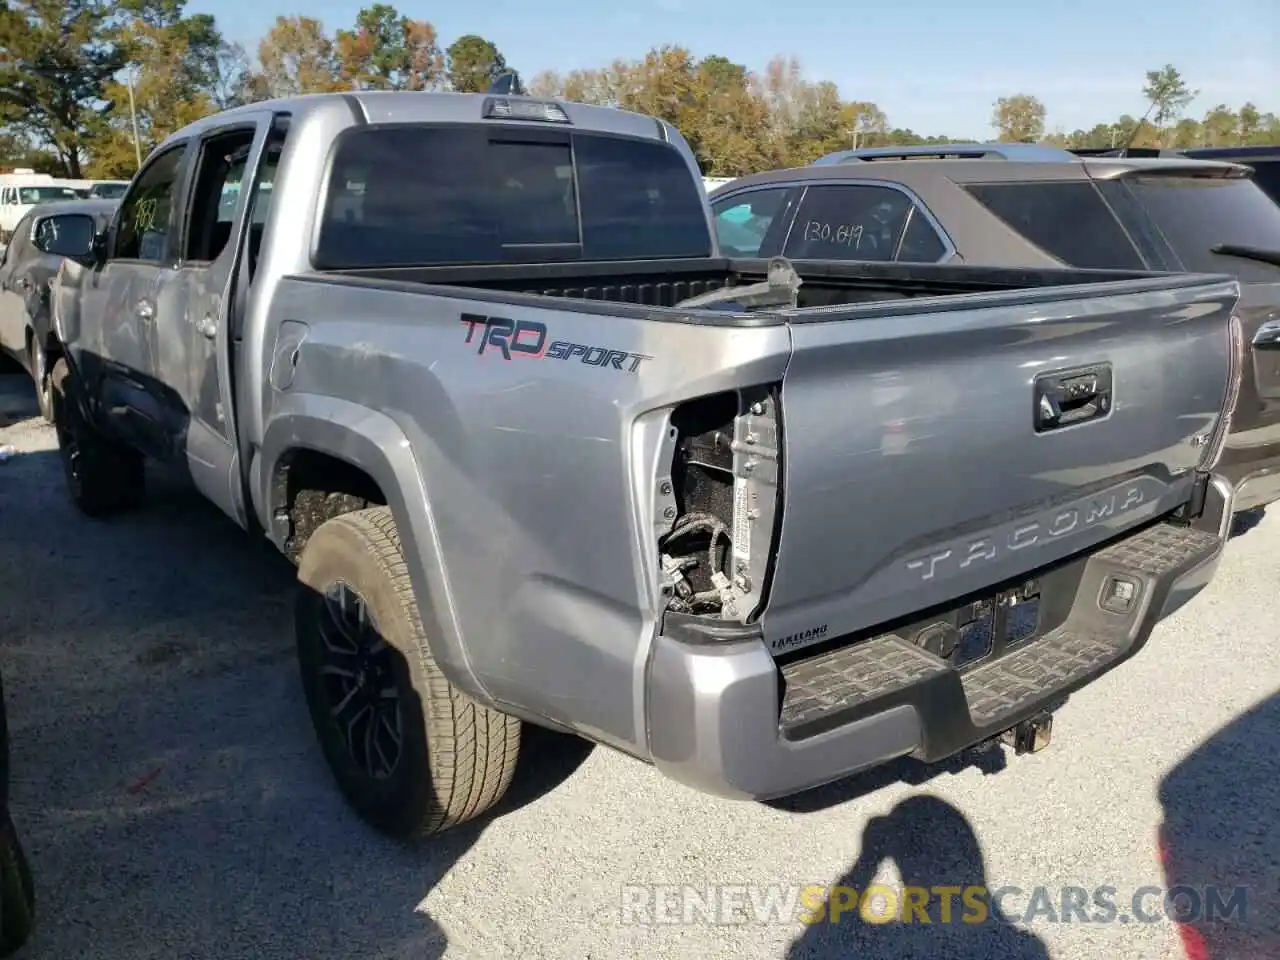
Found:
49,359 -> 145,517
295,506 -> 521,839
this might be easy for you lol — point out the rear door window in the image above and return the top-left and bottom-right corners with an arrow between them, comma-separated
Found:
711,188 -> 791,256
315,125 -> 711,268
962,181 -> 1145,270
897,208 -> 948,262
1120,175 -> 1280,281
782,185 -> 921,262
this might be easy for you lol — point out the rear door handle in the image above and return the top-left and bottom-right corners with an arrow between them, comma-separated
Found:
1253,318 -> 1280,350
1034,364 -> 1113,432
136,300 -> 154,321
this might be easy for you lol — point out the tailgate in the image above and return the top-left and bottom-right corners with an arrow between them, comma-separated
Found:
760,277 -> 1237,653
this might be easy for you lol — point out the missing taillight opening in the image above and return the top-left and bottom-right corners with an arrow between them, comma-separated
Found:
658,386 -> 782,623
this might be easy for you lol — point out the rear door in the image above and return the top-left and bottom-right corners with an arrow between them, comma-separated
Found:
168,110 -> 281,527
1103,169 -> 1280,508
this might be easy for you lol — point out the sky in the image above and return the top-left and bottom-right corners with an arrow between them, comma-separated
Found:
192,0 -> 1278,138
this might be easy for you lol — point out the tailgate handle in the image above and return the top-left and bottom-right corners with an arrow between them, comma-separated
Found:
1034,364 -> 1112,432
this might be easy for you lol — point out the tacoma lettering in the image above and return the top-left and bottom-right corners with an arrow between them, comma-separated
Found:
905,484 -> 1147,583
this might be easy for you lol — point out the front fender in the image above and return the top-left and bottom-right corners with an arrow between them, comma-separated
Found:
257,394 -> 491,707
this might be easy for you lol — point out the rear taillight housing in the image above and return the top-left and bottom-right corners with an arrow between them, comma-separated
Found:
655,385 -> 783,625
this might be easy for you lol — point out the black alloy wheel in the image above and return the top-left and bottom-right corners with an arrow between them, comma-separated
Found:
29,339 -> 52,424
53,406 -> 85,502
316,581 -> 405,781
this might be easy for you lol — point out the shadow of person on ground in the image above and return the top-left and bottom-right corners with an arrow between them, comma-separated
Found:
786,794 -> 1050,959
1157,690 -> 1280,960
0,433 -> 594,960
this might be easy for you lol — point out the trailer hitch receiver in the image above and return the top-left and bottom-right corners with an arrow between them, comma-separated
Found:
1002,713 -> 1053,755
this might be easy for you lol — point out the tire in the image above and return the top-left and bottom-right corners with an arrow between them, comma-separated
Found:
29,338 -> 52,424
49,358 -> 145,517
295,506 -> 521,839
0,817 -> 33,957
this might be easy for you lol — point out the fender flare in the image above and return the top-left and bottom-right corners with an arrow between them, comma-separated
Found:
257,394 -> 490,706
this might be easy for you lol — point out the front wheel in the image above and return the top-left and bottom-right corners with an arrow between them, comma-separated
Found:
49,359 -> 145,517
29,338 -> 52,424
295,507 -> 521,839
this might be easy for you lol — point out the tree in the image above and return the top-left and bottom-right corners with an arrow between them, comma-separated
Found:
991,94 -> 1046,142
752,55 -> 807,147
335,4 -> 444,91
85,0 -> 225,176
1142,64 -> 1197,145
1201,104 -> 1238,146
697,55 -> 746,96
257,15 -> 342,97
1171,117 -> 1202,148
4,28 -> 1276,182
445,34 -> 506,93
846,102 -> 889,147
0,0 -> 124,176
528,67 -> 619,106
207,41 -> 263,109
689,55 -> 776,175
1238,102 -> 1261,142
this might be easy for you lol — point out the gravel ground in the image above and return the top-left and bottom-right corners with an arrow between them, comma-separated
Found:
1,370 -> 1277,960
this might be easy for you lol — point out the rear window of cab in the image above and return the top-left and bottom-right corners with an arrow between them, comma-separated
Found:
314,124 -> 713,268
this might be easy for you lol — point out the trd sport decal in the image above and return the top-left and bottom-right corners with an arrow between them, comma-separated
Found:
460,313 -> 652,373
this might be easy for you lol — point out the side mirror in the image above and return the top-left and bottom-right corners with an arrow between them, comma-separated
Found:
32,213 -> 97,261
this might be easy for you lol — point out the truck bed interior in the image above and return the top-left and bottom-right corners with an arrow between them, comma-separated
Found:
315,257 -> 1183,313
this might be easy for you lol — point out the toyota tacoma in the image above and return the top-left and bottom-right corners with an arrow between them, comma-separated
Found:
34,89 -> 1243,839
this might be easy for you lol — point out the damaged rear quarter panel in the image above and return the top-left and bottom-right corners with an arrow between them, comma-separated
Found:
265,277 -> 790,753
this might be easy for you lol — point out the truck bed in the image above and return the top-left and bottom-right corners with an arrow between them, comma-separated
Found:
315,256 -> 1184,316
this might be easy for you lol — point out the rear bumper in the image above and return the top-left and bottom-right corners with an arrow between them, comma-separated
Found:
644,475 -> 1233,801
1221,460 -> 1280,513
1215,430 -> 1280,512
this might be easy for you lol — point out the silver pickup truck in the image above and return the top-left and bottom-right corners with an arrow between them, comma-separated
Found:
34,91 -> 1242,841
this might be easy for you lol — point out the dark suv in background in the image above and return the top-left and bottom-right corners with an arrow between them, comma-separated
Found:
708,143 -> 1280,514
1071,144 -> 1280,207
